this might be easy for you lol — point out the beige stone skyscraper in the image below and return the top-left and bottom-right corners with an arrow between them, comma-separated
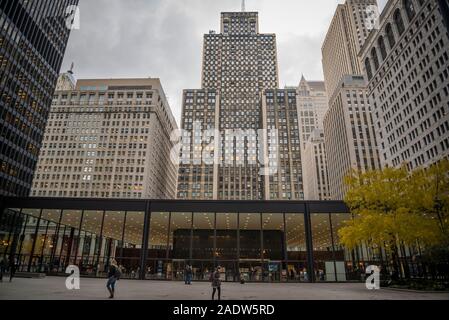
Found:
360,0 -> 449,170
322,0 -> 381,200
31,78 -> 178,199
322,0 -> 378,97
297,76 -> 328,149
177,10 -> 284,200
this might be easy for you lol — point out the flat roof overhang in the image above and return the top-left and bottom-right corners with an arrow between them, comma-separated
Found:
0,197 -> 350,214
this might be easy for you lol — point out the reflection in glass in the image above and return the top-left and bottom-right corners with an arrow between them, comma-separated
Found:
215,213 -> 238,260
239,213 -> 261,260
192,213 -> 215,259
149,212 -> 169,258
311,213 -> 333,282
169,213 -> 192,259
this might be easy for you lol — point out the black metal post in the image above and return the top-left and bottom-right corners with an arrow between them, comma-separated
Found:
28,209 -> 43,272
139,201 -> 151,280
304,203 -> 315,283
328,213 -> 338,282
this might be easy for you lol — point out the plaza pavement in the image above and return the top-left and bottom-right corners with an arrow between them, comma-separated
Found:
0,277 -> 448,300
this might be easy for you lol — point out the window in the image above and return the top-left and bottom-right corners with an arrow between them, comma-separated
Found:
371,47 -> 380,70
386,23 -> 396,48
378,36 -> 387,60
403,0 -> 416,21
365,58 -> 373,80
394,9 -> 405,35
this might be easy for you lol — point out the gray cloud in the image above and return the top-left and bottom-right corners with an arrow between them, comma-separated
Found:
62,0 -> 387,125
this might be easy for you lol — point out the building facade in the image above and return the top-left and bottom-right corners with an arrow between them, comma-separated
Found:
324,76 -> 381,200
321,0 -> 377,98
297,77 -> 329,149
0,0 -> 79,196
360,0 -> 449,170
322,0 -> 381,200
261,88 -> 303,200
31,78 -> 178,200
302,129 -> 331,201
178,11 -> 285,201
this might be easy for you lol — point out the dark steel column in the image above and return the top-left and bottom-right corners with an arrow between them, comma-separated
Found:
28,209 -> 43,272
139,201 -> 151,280
304,203 -> 315,283
213,212 -> 217,267
328,213 -> 338,282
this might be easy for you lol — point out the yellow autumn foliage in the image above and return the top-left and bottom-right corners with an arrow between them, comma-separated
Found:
339,159 -> 449,252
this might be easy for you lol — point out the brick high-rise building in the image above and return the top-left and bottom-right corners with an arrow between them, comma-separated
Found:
0,0 -> 79,196
178,10 -> 283,200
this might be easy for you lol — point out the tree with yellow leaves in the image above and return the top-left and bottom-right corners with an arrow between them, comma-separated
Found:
339,159 -> 449,280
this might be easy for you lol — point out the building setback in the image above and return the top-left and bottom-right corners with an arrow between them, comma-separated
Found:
360,0 -> 449,170
322,0 -> 381,200
31,78 -> 178,199
0,0 -> 79,196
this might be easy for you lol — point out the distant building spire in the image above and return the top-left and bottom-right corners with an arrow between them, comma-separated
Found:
241,0 -> 246,12
68,62 -> 74,74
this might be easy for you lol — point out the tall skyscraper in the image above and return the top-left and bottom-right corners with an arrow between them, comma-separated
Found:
322,0 -> 381,200
178,10 -> 283,200
31,78 -> 178,199
360,0 -> 449,170
0,0 -> 79,196
324,75 -> 381,200
322,0 -> 377,98
296,77 -> 330,201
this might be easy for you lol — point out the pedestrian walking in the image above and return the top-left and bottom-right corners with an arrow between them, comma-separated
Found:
106,259 -> 121,299
210,266 -> 222,301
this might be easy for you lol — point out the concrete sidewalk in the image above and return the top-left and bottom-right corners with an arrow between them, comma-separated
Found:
0,277 -> 448,300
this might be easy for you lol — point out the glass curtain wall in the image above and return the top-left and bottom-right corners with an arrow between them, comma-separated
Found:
310,213 -> 352,282
1,206 -> 353,283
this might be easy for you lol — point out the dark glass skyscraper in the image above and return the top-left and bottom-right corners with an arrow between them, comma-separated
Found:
0,0 -> 78,196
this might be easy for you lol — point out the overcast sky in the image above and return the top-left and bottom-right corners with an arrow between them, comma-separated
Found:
62,0 -> 387,125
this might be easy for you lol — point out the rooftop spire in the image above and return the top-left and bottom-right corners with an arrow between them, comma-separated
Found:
241,0 -> 246,12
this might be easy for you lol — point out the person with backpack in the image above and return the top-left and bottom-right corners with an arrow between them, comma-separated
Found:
210,266 -> 222,300
106,259 -> 121,299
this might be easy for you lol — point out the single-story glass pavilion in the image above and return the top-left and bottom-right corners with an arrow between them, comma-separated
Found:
0,197 -> 376,283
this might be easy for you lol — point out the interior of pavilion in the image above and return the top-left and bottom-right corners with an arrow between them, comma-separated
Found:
1,208 -> 360,282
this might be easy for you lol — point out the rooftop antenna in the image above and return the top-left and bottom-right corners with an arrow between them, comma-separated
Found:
241,0 -> 246,12
68,62 -> 74,74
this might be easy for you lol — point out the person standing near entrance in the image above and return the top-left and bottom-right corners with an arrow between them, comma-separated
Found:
106,259 -> 121,299
185,264 -> 193,285
210,266 -> 222,300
